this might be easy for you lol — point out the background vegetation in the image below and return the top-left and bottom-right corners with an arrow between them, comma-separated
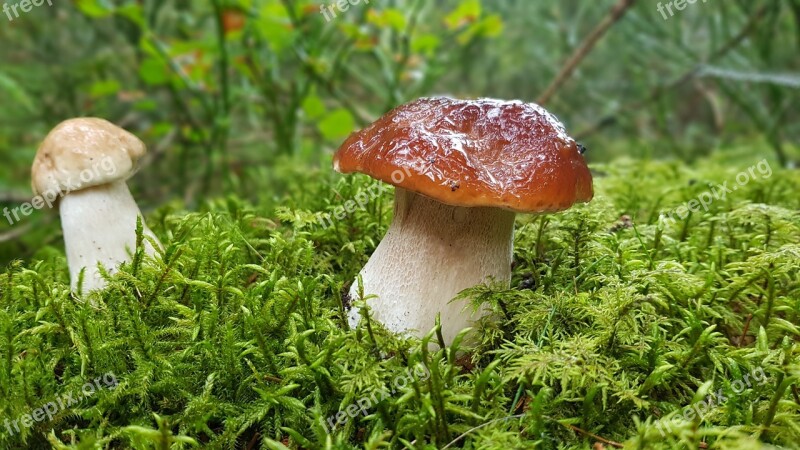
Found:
0,0 -> 799,449
2,0 -> 799,261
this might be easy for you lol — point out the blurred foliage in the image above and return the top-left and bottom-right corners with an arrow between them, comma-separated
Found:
0,0 -> 798,256
0,0 -> 798,193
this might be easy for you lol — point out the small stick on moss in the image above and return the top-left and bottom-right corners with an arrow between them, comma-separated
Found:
561,423 -> 623,449
441,414 -> 525,449
245,431 -> 260,450
739,274 -> 770,346
739,313 -> 754,346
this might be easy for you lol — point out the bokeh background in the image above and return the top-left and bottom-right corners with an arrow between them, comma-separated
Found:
1,0 -> 797,263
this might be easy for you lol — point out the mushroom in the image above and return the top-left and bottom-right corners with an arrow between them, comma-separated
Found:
333,97 -> 593,343
31,118 -> 162,293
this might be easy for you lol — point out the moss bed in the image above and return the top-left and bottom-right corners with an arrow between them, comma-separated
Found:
1,152 -> 799,449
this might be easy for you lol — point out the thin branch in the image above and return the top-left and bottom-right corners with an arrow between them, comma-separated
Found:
0,223 -> 34,243
561,422 -> 624,449
740,313 -> 754,346
441,414 -> 524,449
0,193 -> 30,204
537,0 -> 637,106
576,3 -> 769,139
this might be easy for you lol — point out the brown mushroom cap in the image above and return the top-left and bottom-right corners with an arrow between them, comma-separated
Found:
31,118 -> 146,197
333,97 -> 593,213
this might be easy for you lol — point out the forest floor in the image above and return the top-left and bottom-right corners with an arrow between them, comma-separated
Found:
1,148 -> 799,449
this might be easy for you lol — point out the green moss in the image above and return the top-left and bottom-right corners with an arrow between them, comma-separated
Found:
1,153 -> 799,449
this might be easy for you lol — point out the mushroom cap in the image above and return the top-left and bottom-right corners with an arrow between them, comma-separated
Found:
31,118 -> 146,197
333,97 -> 593,213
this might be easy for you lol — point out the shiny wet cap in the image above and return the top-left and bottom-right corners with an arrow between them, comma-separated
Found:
333,97 -> 593,213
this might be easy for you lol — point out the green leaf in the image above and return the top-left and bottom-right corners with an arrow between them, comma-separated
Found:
138,58 -> 169,86
134,98 -> 159,111
444,0 -> 481,30
691,380 -> 714,404
0,72 -> 35,113
756,326 -> 769,353
458,15 -> 504,44
302,94 -> 326,120
412,33 -> 441,56
318,108 -> 355,140
75,0 -> 114,18
150,121 -> 174,137
89,80 -> 121,98
477,14 -> 503,37
116,3 -> 145,28
257,3 -> 294,52
383,9 -> 407,31
367,8 -> 406,32
262,438 -> 291,450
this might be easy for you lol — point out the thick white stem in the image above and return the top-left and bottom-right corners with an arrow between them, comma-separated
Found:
59,181 -> 162,293
349,188 -> 515,344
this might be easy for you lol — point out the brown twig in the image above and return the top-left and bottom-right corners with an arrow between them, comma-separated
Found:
562,423 -> 624,448
0,223 -> 34,243
441,414 -> 525,449
264,374 -> 282,383
576,3 -> 769,139
739,274 -> 770,346
537,0 -> 637,106
739,313 -> 754,346
0,192 -> 30,204
565,422 -> 710,449
245,431 -> 260,450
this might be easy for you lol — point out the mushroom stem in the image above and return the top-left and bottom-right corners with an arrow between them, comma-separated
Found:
59,180 -> 162,293
348,188 -> 516,343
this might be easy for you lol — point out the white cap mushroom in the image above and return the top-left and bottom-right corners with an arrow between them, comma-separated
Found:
333,97 -> 593,344
31,118 -> 162,293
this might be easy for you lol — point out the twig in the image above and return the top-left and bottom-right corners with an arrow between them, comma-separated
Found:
0,193 -> 30,204
0,223 -> 34,243
441,414 -> 525,449
537,0 -> 637,105
245,431 -> 260,450
561,423 -> 624,449
739,274 -> 769,346
739,313 -> 754,347
576,3 -> 769,139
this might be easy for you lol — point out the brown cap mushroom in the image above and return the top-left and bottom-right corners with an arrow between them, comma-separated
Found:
334,97 -> 592,343
31,118 -> 162,294
335,97 -> 592,212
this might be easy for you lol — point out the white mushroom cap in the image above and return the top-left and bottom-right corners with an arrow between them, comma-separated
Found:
30,117 -> 161,294
31,118 -> 146,198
